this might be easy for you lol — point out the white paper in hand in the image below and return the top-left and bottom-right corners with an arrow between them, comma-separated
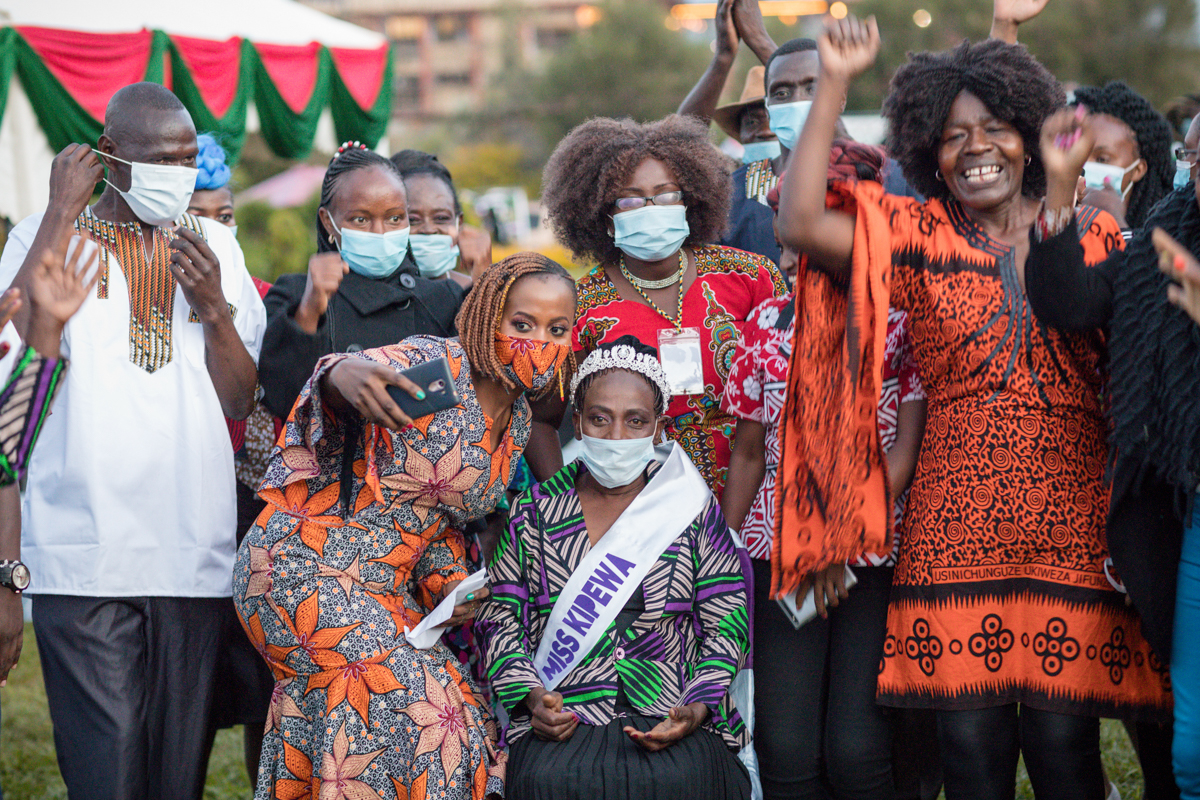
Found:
404,569 -> 489,649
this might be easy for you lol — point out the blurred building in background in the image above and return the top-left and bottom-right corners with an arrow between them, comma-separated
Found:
300,0 -> 615,125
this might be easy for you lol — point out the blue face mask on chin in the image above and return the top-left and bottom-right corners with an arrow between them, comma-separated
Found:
1176,160 -> 1193,191
611,204 -> 690,262
331,220 -> 411,279
742,139 -> 782,164
767,100 -> 813,152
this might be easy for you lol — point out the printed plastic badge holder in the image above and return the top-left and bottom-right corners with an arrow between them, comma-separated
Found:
657,327 -> 704,395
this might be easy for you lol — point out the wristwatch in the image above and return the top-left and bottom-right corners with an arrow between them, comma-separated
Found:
0,560 -> 30,594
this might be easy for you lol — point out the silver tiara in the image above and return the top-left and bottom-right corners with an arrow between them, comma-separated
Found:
570,344 -> 673,414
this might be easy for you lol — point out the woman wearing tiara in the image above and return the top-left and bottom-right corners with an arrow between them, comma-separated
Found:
477,335 -> 752,800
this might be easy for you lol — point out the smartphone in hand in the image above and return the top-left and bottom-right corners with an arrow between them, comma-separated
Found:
386,357 -> 460,420
776,566 -> 858,629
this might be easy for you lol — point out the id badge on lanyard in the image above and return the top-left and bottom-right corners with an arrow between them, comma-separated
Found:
657,327 -> 704,396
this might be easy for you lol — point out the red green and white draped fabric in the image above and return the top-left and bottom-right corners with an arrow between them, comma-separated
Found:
0,25 -> 391,161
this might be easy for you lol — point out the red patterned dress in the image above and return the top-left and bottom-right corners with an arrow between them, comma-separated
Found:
573,244 -> 786,497
233,336 -> 513,799
848,186 -> 1171,720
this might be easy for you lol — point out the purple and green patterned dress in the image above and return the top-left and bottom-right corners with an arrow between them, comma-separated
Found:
476,459 -> 751,799
0,342 -> 66,487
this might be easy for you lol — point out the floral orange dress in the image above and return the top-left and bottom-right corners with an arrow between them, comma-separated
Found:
234,335 -> 519,800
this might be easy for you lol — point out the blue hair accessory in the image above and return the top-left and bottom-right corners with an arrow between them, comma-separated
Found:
194,133 -> 231,191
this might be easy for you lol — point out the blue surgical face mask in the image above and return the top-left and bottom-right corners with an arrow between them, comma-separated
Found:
742,139 -> 782,164
580,432 -> 657,488
611,204 -> 690,262
1082,159 -> 1141,199
409,233 -> 460,278
767,100 -> 813,151
1176,160 -> 1193,191
229,224 -> 238,239
331,220 -> 411,279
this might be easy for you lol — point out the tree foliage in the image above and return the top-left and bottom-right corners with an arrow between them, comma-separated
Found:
850,0 -> 1200,112
529,1 -> 712,141
475,0 -> 711,189
235,198 -> 317,282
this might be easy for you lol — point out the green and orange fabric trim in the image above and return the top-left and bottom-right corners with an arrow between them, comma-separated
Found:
0,25 -> 392,162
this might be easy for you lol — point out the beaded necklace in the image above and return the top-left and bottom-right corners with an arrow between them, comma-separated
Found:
619,249 -> 689,330
74,209 -> 204,373
620,249 -> 685,290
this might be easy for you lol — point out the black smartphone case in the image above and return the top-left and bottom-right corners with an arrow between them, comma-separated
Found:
386,357 -> 461,420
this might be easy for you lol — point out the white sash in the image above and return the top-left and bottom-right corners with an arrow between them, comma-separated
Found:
532,442 -> 710,690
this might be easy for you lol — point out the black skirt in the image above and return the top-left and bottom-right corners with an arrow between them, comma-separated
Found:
506,712 -> 751,800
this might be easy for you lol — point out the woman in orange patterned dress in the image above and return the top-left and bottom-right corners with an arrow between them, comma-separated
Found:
232,254 -> 577,800
773,16 -> 1170,800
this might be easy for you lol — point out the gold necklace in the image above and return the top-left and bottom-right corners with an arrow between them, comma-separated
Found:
621,249 -> 688,330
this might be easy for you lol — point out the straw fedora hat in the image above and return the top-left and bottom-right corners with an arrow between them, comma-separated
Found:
712,66 -> 772,141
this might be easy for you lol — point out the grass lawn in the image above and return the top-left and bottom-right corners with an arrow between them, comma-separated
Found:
1,624 -> 251,799
0,624 -> 1150,799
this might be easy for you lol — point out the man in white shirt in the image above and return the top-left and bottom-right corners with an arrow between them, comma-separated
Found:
0,82 -> 265,799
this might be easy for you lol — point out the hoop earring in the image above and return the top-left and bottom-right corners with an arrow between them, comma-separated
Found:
935,169 -> 944,181
328,232 -> 336,244
1025,155 -> 1032,166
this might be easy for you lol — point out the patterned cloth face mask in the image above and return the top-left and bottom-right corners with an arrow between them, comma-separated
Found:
494,333 -> 571,394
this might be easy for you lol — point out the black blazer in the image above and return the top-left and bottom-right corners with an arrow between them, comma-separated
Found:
259,259 -> 465,419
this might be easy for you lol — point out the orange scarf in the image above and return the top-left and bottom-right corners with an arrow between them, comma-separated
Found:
771,180 -> 895,598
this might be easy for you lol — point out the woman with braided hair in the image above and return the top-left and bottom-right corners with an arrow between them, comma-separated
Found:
258,141 -> 466,420
776,14 -> 1170,798
233,252 -> 577,799
1071,81 -> 1175,235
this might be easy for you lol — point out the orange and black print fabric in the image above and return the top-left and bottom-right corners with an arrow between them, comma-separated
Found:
777,180 -> 1170,721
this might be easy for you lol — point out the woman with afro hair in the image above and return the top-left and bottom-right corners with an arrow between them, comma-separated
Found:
1072,81 -> 1175,234
775,15 -> 1170,799
536,114 -> 787,498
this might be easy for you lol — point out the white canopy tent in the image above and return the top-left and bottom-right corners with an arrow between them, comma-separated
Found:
0,0 -> 387,222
